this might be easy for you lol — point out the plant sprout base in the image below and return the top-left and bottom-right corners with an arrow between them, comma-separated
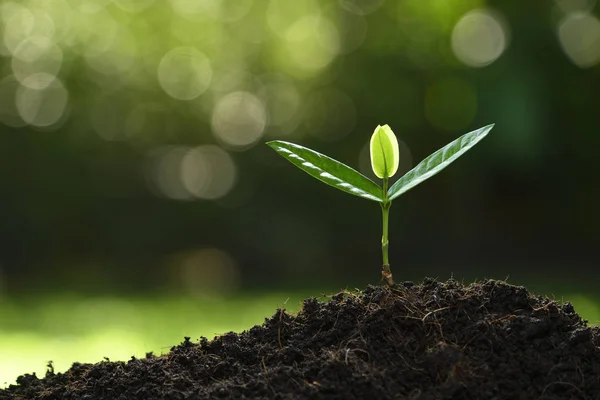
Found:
267,124 -> 494,285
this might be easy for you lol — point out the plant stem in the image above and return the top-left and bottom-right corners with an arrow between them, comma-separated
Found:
380,178 -> 394,286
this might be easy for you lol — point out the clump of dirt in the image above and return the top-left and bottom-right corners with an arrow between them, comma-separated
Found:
2,278 -> 599,399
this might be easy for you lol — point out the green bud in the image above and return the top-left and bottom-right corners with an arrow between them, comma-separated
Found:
370,124 -> 399,179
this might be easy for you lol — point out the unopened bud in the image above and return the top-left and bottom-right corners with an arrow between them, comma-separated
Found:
370,124 -> 399,179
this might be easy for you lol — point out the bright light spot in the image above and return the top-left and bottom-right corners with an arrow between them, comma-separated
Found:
158,47 -> 212,101
258,74 -> 300,128
180,145 -> 237,200
175,248 -> 240,297
555,0 -> 597,13
425,77 -> 477,131
304,88 -> 356,141
211,91 -> 267,149
3,6 -> 55,55
0,76 -> 27,128
16,78 -> 68,127
113,0 -> 156,13
452,9 -> 509,68
558,12 -> 600,68
11,36 -> 63,89
338,0 -> 384,16
284,15 -> 340,72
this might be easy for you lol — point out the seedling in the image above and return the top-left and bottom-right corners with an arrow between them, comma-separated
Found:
267,124 -> 494,285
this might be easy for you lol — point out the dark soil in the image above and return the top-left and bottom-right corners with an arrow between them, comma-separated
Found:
2,278 -> 600,399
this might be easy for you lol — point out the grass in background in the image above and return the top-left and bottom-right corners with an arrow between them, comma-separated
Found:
0,291 -> 320,387
1,288 -> 598,388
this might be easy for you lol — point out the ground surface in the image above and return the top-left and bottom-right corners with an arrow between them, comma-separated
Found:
1,278 -> 599,399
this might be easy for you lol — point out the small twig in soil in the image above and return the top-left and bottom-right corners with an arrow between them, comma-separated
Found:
421,306 -> 453,322
277,308 -> 285,349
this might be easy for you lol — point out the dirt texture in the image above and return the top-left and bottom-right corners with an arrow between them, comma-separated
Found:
2,278 -> 600,399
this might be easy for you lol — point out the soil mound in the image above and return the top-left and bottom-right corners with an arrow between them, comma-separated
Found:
2,279 -> 599,399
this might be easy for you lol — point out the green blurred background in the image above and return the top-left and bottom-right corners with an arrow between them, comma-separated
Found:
1,0 -> 599,387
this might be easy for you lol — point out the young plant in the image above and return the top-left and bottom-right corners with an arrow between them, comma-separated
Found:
267,124 -> 494,286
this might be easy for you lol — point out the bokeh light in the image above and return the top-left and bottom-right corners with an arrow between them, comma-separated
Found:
180,145 -> 237,200
16,78 -> 68,128
557,12 -> 600,68
158,47 -> 213,101
2,4 -> 56,56
146,145 -> 237,201
282,15 -> 340,74
146,146 -> 193,200
211,91 -> 267,149
11,36 -> 63,89
451,9 -> 509,68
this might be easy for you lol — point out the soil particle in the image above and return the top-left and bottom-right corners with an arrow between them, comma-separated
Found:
2,278 -> 599,399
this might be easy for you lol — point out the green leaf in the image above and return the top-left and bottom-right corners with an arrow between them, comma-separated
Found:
267,140 -> 383,202
387,124 -> 494,201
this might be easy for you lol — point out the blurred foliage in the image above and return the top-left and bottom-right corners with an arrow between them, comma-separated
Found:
0,0 -> 598,294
